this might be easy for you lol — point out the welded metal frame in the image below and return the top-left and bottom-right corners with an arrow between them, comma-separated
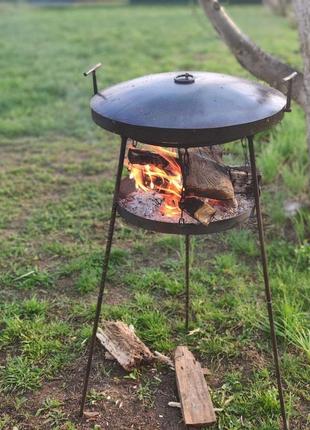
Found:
79,135 -> 289,430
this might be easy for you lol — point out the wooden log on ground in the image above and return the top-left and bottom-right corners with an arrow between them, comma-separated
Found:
174,346 -> 216,427
96,321 -> 153,371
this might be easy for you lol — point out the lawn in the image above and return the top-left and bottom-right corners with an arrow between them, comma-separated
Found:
0,2 -> 309,429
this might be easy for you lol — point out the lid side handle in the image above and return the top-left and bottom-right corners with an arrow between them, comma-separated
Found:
283,71 -> 298,112
83,63 -> 102,95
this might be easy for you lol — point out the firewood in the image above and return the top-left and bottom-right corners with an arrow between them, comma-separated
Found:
194,202 -> 217,225
128,148 -> 169,169
187,148 -> 235,200
105,351 -> 115,360
127,147 -> 257,202
96,322 -> 153,371
229,166 -> 260,196
183,197 -> 216,226
174,346 -> 216,427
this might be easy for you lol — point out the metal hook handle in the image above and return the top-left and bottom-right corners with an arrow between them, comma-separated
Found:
283,71 -> 298,112
83,63 -> 102,95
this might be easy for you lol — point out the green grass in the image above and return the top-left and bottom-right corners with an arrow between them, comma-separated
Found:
0,2 -> 309,429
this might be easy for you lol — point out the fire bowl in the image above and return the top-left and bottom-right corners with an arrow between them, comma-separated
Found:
117,177 -> 254,235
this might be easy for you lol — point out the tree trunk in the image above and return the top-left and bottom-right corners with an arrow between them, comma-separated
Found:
199,0 -> 306,108
263,0 -> 291,16
293,0 -> 310,158
200,0 -> 310,157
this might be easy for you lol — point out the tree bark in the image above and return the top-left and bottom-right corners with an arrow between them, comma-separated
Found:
293,0 -> 310,158
199,0 -> 306,109
263,0 -> 291,16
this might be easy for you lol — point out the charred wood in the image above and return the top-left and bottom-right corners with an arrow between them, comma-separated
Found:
128,148 -> 169,169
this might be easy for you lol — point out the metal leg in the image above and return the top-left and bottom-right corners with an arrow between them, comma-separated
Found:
185,234 -> 190,331
247,136 -> 289,430
79,136 -> 127,416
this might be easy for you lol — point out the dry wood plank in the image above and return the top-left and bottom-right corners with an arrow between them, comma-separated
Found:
96,321 -> 153,371
174,346 -> 216,427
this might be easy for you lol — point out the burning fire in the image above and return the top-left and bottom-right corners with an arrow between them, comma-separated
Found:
126,145 -> 182,217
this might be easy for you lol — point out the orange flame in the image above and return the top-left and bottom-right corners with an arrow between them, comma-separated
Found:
126,146 -> 182,217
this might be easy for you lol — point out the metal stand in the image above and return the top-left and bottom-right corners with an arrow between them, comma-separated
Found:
79,134 -> 288,428
185,234 -> 190,331
247,136 -> 289,430
79,136 -> 127,416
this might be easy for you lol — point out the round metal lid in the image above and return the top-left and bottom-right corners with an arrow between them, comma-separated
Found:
90,71 -> 286,146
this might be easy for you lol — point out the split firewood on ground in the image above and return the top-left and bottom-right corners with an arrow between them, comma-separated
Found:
96,322 -> 153,371
174,346 -> 216,428
96,323 -> 216,427
96,321 -> 173,371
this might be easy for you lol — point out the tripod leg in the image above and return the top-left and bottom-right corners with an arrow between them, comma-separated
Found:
79,136 -> 127,416
185,234 -> 190,331
248,136 -> 289,430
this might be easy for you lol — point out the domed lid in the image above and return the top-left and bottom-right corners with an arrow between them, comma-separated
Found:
90,71 -> 286,147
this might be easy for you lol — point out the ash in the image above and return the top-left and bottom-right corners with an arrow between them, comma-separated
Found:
119,191 -> 253,224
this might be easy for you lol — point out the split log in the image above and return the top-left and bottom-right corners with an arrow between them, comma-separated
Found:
183,197 -> 216,226
174,346 -> 216,427
96,322 -> 153,371
187,148 -> 234,200
229,166 -> 260,196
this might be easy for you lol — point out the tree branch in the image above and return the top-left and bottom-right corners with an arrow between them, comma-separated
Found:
199,0 -> 306,109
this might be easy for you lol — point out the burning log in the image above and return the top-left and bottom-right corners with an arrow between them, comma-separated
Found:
128,148 -> 170,169
182,197 -> 216,226
127,146 -> 235,201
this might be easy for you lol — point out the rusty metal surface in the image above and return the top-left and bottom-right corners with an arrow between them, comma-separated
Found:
90,71 -> 286,146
